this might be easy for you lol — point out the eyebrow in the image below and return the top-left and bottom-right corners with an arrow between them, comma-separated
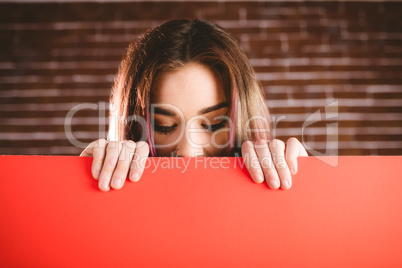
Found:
152,101 -> 228,116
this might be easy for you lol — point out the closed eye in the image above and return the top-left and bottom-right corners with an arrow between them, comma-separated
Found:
201,120 -> 227,132
154,120 -> 227,135
154,124 -> 177,135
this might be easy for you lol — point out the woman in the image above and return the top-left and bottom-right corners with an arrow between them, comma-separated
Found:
80,19 -> 308,191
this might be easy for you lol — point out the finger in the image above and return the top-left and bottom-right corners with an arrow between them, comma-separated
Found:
90,139 -> 108,180
241,141 -> 265,184
254,139 -> 281,189
285,137 -> 308,175
110,140 -> 136,190
129,141 -> 150,182
79,139 -> 108,180
269,139 -> 292,190
98,141 -> 122,191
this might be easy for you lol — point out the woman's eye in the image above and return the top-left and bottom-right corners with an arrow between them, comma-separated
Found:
202,120 -> 227,132
154,124 -> 177,135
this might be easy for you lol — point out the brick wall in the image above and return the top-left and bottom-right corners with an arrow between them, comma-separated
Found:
0,1 -> 401,156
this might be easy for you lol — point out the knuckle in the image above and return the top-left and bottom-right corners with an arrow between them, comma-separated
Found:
107,155 -> 119,167
262,166 -> 276,175
260,157 -> 274,170
275,163 -> 288,171
275,156 -> 288,170
249,155 -> 262,169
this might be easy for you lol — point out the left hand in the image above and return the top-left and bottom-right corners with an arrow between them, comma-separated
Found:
241,137 -> 308,190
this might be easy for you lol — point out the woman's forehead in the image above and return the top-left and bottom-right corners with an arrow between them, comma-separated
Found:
151,62 -> 226,110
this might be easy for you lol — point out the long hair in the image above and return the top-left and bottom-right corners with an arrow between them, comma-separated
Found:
109,19 -> 272,157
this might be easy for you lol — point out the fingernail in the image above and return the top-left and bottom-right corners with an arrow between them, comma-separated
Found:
95,170 -> 100,179
109,156 -> 118,166
114,179 -> 121,188
131,172 -> 139,182
255,175 -> 264,183
270,180 -> 279,189
100,183 -> 109,191
282,180 -> 289,188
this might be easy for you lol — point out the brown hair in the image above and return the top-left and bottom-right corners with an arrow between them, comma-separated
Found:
109,19 -> 272,156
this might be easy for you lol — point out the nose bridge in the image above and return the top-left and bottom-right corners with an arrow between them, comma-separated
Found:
175,120 -> 204,157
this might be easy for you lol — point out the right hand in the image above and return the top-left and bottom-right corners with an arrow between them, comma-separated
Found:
80,139 -> 150,191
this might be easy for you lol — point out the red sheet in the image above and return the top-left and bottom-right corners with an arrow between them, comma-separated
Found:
0,155 -> 401,267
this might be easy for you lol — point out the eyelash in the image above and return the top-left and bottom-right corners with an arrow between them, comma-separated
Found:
202,121 -> 227,132
154,124 -> 177,135
154,121 -> 226,135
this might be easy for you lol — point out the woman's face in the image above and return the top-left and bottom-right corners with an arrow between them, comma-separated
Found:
151,62 -> 230,157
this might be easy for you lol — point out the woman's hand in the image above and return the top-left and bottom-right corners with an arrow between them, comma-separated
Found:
241,138 -> 308,190
80,139 -> 150,191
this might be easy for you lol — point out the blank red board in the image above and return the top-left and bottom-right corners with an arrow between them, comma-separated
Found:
0,155 -> 401,267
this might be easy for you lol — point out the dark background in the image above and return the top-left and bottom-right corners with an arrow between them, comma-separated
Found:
0,1 -> 401,156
